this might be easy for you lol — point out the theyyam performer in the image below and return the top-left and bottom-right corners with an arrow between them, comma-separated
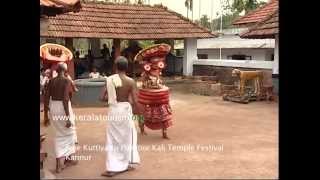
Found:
100,56 -> 140,177
134,44 -> 173,139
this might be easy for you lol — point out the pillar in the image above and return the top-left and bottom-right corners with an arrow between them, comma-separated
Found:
65,38 -> 75,80
113,39 -> 121,73
183,38 -> 197,76
273,35 -> 279,75
272,34 -> 279,94
113,39 -> 121,58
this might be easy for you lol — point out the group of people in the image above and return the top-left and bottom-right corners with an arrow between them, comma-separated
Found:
73,44 -> 115,79
42,56 -> 141,177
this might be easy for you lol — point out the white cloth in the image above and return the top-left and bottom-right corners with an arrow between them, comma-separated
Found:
40,76 -> 49,95
40,76 -> 49,87
105,74 -> 140,172
40,75 -> 44,85
106,102 -> 140,172
52,70 -> 58,78
106,74 -> 122,105
89,72 -> 100,79
49,100 -> 78,158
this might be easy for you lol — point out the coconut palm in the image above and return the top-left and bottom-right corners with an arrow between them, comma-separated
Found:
185,0 -> 189,19
190,0 -> 193,21
184,0 -> 193,20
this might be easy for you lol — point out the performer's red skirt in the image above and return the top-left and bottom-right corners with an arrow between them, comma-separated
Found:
138,88 -> 173,130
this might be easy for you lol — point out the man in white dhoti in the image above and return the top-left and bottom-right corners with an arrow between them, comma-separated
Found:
43,62 -> 78,173
100,56 -> 141,177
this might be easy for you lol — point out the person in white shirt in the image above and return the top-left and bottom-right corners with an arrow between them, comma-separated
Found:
40,69 -> 51,93
40,68 -> 45,94
40,69 -> 51,112
89,67 -> 100,78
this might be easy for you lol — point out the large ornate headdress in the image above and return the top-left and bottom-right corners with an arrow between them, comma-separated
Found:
134,44 -> 171,89
40,43 -> 73,62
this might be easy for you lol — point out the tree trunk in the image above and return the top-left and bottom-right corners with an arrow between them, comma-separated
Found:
187,9 -> 188,19
192,10 -> 193,21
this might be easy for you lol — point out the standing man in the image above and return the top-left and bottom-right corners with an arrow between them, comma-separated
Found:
87,50 -> 94,72
101,43 -> 111,74
44,62 -> 78,173
100,56 -> 140,177
74,51 -> 80,79
101,43 -> 111,59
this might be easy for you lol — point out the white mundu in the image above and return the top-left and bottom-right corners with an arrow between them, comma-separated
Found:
49,100 -> 77,158
105,74 -> 140,172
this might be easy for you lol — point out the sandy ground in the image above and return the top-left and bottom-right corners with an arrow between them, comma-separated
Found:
40,84 -> 278,179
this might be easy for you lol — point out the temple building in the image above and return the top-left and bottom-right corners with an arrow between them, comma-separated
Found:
40,1 -> 216,78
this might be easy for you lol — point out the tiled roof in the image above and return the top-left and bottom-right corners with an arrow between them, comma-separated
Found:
40,0 -> 81,16
41,2 -> 216,39
240,10 -> 278,39
233,0 -> 278,26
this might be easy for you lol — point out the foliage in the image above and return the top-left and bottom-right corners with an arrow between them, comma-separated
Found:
194,0 -> 267,31
211,13 -> 239,30
195,15 -> 211,30
225,0 -> 267,15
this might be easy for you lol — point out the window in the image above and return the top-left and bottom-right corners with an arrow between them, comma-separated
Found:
197,54 -> 208,59
271,54 -> 274,61
228,54 -> 252,60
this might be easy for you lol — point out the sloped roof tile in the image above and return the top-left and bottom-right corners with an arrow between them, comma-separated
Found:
233,0 -> 278,26
41,2 -> 216,39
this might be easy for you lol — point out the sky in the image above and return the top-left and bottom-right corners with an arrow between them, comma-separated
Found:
147,0 -> 268,20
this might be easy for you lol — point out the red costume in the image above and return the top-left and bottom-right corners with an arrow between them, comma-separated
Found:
134,44 -> 173,130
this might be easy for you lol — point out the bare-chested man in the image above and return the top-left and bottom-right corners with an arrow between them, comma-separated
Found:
43,62 -> 78,173
100,56 -> 141,177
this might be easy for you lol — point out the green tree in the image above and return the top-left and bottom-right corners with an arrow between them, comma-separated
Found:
200,0 -> 267,31
211,13 -> 239,30
196,15 -> 211,30
226,0 -> 266,15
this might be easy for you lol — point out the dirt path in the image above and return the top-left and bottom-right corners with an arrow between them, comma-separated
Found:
40,88 -> 278,179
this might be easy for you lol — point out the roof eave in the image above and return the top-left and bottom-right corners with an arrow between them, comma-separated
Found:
40,34 -> 216,40
40,1 -> 81,16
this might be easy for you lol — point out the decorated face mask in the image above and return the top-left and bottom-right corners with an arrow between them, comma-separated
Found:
134,44 -> 171,89
143,57 -> 166,77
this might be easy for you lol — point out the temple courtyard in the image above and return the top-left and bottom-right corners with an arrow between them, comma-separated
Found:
40,84 -> 278,179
